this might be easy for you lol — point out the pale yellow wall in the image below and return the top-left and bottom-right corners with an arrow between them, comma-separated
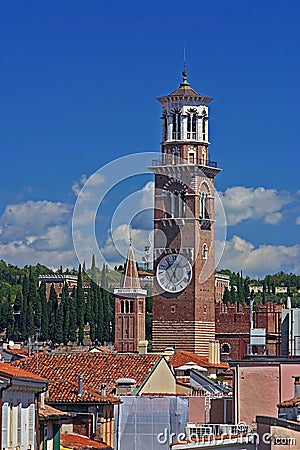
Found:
60,423 -> 73,434
176,383 -> 191,395
270,425 -> 299,449
139,358 -> 177,394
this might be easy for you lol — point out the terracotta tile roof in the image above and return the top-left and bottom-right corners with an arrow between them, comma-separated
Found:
278,397 -> 300,408
47,380 -> 118,404
88,346 -> 114,354
39,404 -> 71,419
60,433 -> 111,449
5,348 -> 28,357
12,353 -> 160,401
0,362 -> 47,382
168,351 -> 229,370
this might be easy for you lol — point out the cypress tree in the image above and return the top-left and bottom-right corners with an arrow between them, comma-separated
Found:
61,284 -> 70,344
68,287 -> 77,342
96,284 -> 104,342
54,303 -> 64,343
13,289 -> 23,340
39,281 -> 49,340
230,285 -> 238,304
76,265 -> 85,345
102,265 -> 111,342
91,254 -> 97,282
3,292 -> 14,340
223,286 -> 230,304
48,284 -> 58,341
21,274 -> 29,339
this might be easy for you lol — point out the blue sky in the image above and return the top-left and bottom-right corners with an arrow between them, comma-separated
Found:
0,0 -> 299,277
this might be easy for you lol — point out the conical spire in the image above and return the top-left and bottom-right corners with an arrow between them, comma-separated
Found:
121,243 -> 141,289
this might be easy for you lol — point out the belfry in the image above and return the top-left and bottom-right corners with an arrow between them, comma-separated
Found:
149,71 -> 221,355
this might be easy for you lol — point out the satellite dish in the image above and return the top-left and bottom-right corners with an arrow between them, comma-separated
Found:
8,340 -> 14,348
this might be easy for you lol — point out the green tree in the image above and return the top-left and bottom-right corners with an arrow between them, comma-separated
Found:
68,287 -> 77,342
3,292 -> 14,340
101,265 -> 111,342
76,266 -> 85,345
39,281 -> 49,340
48,284 -> 58,341
61,284 -> 70,344
223,286 -> 230,304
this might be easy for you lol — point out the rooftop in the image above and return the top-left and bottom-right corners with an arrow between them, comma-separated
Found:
169,350 -> 229,370
12,352 -> 161,400
60,433 -> 111,450
0,362 -> 47,382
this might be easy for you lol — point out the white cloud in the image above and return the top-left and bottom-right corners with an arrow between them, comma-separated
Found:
0,200 -> 76,268
72,173 -> 105,196
219,186 -> 291,226
296,217 -> 300,225
100,224 -> 152,267
218,235 -> 300,277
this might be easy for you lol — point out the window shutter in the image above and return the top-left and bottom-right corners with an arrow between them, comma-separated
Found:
17,402 -> 22,446
28,403 -> 35,446
2,402 -> 9,448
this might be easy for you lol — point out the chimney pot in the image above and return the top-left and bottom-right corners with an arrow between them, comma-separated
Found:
78,375 -> 83,396
101,383 -> 107,397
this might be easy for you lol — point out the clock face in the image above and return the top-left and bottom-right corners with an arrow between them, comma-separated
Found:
156,253 -> 192,293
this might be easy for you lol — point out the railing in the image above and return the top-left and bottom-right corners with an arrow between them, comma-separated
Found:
151,158 -> 218,168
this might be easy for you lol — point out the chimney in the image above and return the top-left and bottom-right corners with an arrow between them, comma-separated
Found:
293,376 -> 300,399
101,383 -> 107,397
208,341 -> 220,365
138,340 -> 148,355
287,296 -> 292,309
78,375 -> 83,396
40,391 -> 45,408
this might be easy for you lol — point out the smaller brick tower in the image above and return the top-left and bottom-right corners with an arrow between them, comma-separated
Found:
114,243 -> 147,352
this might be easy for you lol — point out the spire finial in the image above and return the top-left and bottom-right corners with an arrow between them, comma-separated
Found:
182,46 -> 188,82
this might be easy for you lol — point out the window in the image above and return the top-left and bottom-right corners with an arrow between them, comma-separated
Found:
28,403 -> 35,447
188,151 -> 195,164
2,402 -> 9,448
163,114 -> 168,141
172,110 -> 181,140
203,244 -> 208,259
200,192 -> 210,219
172,148 -> 180,164
187,109 -> 197,139
139,301 -> 143,313
130,301 -> 134,313
17,402 -> 22,447
221,343 -> 230,354
171,306 -> 176,314
121,300 -> 125,313
202,117 -> 206,140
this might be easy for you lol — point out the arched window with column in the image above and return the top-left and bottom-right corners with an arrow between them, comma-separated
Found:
188,148 -> 196,164
172,147 -> 180,165
187,108 -> 197,139
199,182 -> 210,219
171,108 -> 181,140
162,110 -> 168,141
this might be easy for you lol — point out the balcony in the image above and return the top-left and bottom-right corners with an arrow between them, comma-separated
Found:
151,158 -> 218,168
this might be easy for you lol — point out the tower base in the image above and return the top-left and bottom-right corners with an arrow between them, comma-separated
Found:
152,320 -> 215,356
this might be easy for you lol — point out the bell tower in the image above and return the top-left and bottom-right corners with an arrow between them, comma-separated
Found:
149,70 -> 221,356
114,243 -> 146,352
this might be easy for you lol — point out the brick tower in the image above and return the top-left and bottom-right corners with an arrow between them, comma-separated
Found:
149,70 -> 221,355
114,243 -> 147,352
